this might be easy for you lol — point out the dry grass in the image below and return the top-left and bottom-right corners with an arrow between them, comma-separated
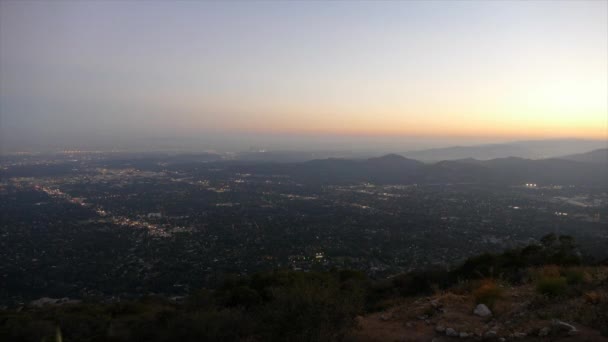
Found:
582,290 -> 608,305
536,276 -> 567,297
350,267 -> 608,341
472,279 -> 504,308
433,291 -> 469,304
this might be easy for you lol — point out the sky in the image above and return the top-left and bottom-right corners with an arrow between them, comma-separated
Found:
0,0 -> 607,152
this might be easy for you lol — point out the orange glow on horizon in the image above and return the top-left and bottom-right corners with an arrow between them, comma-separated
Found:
180,108 -> 607,140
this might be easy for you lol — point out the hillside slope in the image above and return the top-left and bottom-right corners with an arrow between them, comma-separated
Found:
350,272 -> 608,341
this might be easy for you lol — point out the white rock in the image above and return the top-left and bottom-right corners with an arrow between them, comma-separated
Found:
446,328 -> 459,337
551,319 -> 578,335
484,330 -> 498,338
474,304 -> 492,317
538,327 -> 550,337
568,329 -> 579,336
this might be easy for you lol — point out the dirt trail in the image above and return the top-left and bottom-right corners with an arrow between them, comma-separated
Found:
347,287 -> 608,342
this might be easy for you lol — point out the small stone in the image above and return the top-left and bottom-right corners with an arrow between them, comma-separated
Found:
484,330 -> 497,338
551,319 -> 578,335
406,322 -> 414,328
380,314 -> 389,321
538,327 -> 550,337
512,332 -> 526,338
474,304 -> 492,317
446,328 -> 459,337
436,325 -> 446,333
459,332 -> 469,338
568,329 -> 579,336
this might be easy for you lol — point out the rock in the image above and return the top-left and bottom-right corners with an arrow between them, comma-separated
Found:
551,319 -> 578,335
474,304 -> 493,317
459,332 -> 469,338
446,328 -> 459,337
511,332 -> 526,338
435,325 -> 446,333
30,297 -> 60,307
568,329 -> 579,336
379,314 -> 390,321
538,327 -> 550,337
406,322 -> 414,328
484,330 -> 497,339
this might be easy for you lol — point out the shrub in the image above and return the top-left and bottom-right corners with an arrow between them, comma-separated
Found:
222,286 -> 262,308
259,273 -> 364,342
584,291 -> 601,304
473,279 -> 503,308
393,270 -> 450,296
536,276 -> 567,297
540,265 -> 561,277
563,269 -> 585,285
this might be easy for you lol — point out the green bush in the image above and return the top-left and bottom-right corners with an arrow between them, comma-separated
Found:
563,269 -> 585,285
536,276 -> 567,297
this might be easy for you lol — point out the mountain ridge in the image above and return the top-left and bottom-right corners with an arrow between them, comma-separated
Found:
402,139 -> 607,161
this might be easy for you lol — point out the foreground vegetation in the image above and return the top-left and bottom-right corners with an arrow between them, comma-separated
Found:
1,234 -> 607,341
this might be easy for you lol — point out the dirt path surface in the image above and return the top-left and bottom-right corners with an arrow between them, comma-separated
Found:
349,309 -> 607,342
347,286 -> 608,342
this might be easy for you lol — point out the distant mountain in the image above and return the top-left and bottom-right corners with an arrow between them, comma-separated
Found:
403,139 -> 607,161
404,144 -> 529,162
471,157 -> 607,185
233,150 -> 371,163
421,160 -> 494,183
292,154 -> 424,184
559,148 -> 608,164
234,153 -> 606,186
367,153 -> 423,168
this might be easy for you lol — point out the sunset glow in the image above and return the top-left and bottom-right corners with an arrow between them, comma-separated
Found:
0,0 -> 606,150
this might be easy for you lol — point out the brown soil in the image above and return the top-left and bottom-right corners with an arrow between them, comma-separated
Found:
347,283 -> 608,342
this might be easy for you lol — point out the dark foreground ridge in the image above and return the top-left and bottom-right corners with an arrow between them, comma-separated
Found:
2,235 -> 607,341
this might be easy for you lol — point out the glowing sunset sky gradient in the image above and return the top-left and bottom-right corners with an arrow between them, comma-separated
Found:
0,1 -> 606,150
